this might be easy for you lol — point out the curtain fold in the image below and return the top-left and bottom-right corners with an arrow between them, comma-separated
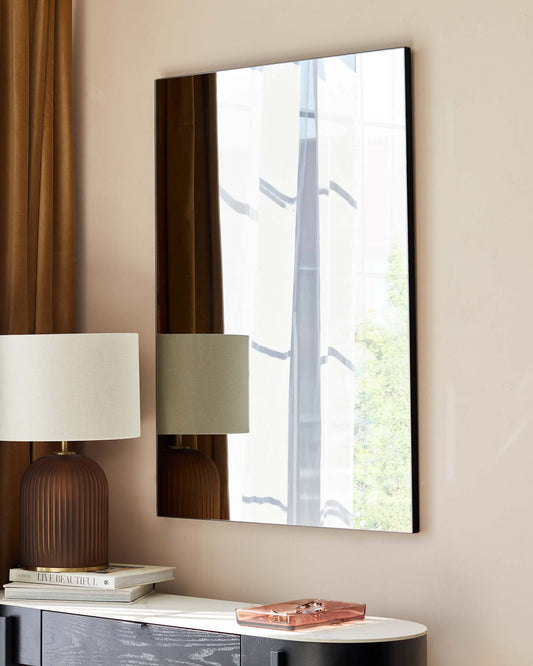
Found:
156,74 -> 229,519
0,0 -> 75,583
216,58 -> 359,527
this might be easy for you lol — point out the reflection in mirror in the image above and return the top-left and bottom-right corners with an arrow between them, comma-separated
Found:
156,47 -> 418,532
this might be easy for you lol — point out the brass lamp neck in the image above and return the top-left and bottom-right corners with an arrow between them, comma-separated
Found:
168,434 -> 185,450
57,441 -> 76,456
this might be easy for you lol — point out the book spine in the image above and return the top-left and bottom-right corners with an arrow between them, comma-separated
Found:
9,569 -> 114,589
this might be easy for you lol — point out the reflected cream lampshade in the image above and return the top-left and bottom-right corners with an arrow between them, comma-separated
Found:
157,334 -> 249,519
0,333 -> 141,572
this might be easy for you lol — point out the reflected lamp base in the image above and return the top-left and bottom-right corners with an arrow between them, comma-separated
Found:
158,447 -> 220,519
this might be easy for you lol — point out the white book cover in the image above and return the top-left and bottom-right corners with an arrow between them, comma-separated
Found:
4,581 -> 154,603
9,564 -> 175,590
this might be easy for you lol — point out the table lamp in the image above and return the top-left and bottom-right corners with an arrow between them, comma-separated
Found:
0,333 -> 140,572
157,334 -> 249,519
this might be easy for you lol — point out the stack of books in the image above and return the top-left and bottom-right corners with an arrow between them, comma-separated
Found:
4,564 -> 175,604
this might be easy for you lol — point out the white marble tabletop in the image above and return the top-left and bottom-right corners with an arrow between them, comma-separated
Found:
0,591 -> 427,644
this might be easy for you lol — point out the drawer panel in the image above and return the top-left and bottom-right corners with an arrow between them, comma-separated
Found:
242,635 -> 427,666
42,611 -> 240,665
0,606 -> 41,666
0,616 -> 11,666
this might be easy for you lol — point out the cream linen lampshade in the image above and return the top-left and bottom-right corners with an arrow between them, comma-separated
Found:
156,334 -> 249,519
0,334 -> 140,441
0,333 -> 140,572
156,334 -> 249,435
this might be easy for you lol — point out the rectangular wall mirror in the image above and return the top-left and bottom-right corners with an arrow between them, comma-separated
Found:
156,46 -> 418,532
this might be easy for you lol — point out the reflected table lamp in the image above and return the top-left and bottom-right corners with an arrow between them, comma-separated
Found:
157,334 -> 249,519
0,333 -> 140,572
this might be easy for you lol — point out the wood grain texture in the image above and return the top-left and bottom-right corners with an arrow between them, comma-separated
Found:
42,611 -> 240,665
241,635 -> 427,666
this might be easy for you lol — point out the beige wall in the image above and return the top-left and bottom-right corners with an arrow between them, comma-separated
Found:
75,1 -> 533,663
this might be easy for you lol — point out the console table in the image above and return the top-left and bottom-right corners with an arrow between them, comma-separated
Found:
0,592 -> 427,665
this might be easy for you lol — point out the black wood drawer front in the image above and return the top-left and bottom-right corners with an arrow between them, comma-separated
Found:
42,611 -> 240,666
242,634 -> 427,666
0,616 -> 11,666
0,607 -> 41,666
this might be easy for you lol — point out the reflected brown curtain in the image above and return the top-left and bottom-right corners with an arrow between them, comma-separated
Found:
156,74 -> 229,519
0,0 -> 76,583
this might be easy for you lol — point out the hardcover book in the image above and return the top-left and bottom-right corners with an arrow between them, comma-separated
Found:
235,599 -> 366,630
9,564 -> 175,590
3,582 -> 154,603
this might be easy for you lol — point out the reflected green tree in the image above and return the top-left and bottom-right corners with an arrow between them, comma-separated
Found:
353,243 -> 412,531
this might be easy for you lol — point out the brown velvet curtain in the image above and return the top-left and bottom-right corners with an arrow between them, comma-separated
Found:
0,0 -> 76,583
156,74 -> 229,519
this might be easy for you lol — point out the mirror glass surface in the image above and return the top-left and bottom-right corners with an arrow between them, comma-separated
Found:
156,47 -> 418,532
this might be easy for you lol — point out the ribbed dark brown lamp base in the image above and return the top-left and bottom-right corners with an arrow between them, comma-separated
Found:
20,454 -> 109,571
158,448 -> 220,519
